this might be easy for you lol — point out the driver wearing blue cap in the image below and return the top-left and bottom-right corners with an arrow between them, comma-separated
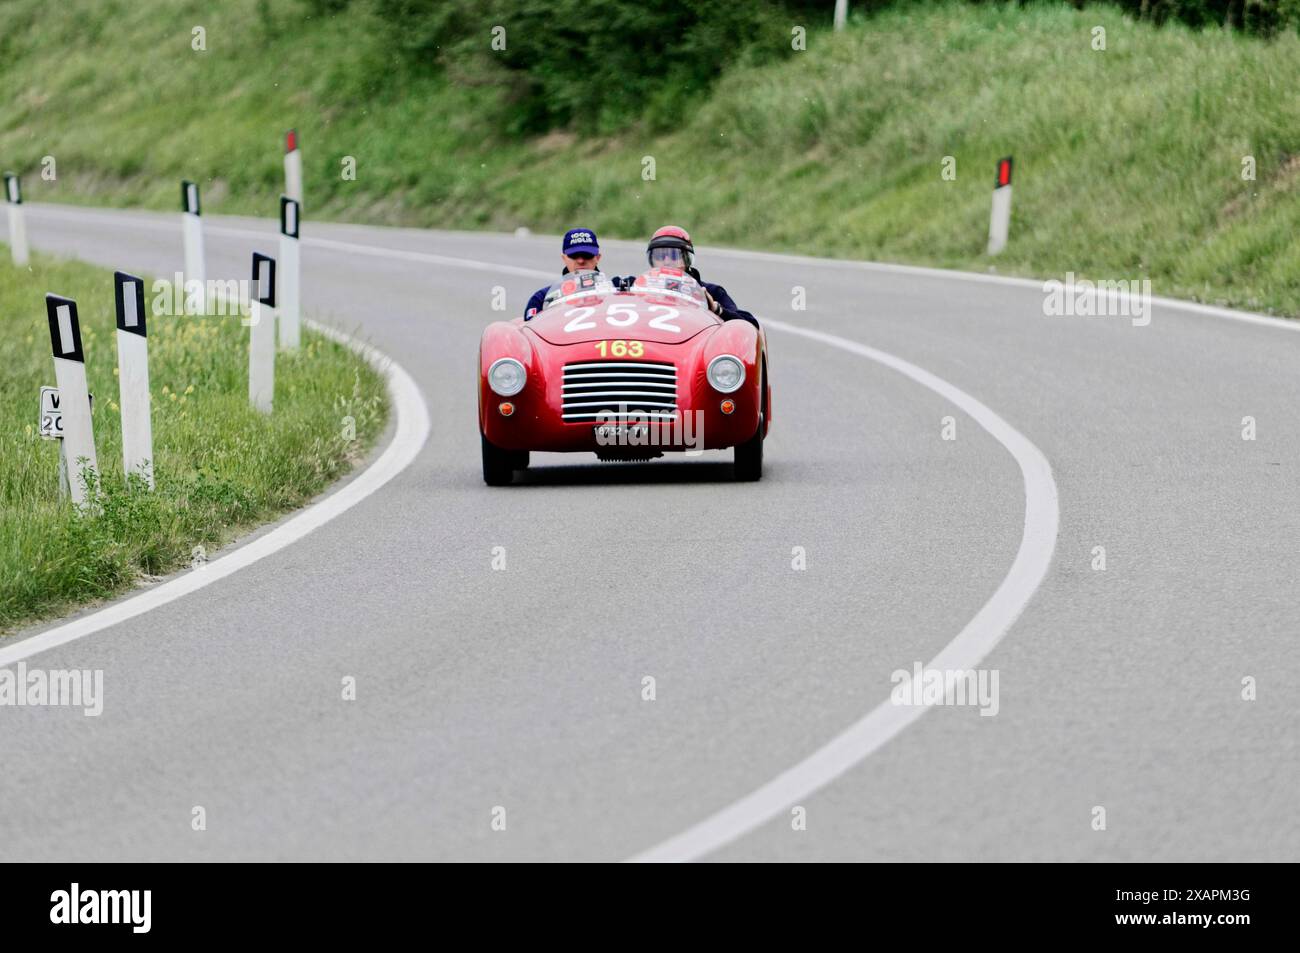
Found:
524,227 -> 602,319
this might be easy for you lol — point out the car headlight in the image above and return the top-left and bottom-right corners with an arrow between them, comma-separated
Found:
706,354 -> 745,394
488,358 -> 526,397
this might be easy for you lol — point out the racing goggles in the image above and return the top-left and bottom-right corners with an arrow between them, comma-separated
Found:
648,245 -> 690,269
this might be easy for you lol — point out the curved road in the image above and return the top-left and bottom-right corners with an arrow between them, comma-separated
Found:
2,204 -> 1297,861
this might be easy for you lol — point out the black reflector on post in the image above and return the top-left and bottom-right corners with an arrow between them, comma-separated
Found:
280,196 -> 300,238
181,180 -> 201,215
114,271 -> 148,337
252,252 -> 277,307
46,294 -> 84,363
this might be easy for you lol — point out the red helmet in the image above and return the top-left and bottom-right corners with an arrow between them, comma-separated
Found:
647,225 -> 694,269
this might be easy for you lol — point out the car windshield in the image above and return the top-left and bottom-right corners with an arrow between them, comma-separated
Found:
628,268 -> 709,309
541,270 -> 616,310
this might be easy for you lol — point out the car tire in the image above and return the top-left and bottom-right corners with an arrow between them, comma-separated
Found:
482,433 -> 515,486
734,414 -> 764,482
511,450 -> 530,471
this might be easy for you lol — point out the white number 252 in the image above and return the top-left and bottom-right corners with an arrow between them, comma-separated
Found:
563,304 -> 682,334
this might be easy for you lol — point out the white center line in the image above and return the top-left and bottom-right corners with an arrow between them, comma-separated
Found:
627,318 -> 1060,862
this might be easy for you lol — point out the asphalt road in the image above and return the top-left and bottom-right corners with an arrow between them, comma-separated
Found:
1,204 -> 1296,861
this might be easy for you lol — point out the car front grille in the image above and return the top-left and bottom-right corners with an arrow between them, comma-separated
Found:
561,361 -> 678,421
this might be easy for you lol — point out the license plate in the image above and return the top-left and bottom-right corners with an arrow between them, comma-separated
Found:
594,424 -> 648,440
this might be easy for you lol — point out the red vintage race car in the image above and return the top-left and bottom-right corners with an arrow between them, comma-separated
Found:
478,268 -> 771,485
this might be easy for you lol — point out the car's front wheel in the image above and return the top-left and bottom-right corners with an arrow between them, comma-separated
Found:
482,433 -> 516,486
733,414 -> 764,481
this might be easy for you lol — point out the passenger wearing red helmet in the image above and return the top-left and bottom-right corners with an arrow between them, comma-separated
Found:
641,226 -> 759,328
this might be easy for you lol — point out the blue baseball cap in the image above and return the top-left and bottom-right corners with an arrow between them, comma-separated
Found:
562,227 -> 600,257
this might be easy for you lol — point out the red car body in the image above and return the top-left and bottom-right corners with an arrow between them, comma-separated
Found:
478,269 -> 771,484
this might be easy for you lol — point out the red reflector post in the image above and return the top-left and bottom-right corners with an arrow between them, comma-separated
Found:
996,156 -> 1013,188
286,129 -> 298,154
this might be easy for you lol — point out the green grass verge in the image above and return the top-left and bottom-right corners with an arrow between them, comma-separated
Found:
0,254 -> 388,633
1,1 -> 1297,315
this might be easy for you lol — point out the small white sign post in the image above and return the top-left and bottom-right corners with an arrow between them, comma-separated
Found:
284,129 -> 302,206
114,271 -> 154,488
987,156 -> 1014,256
248,252 -> 277,413
5,173 -> 28,266
278,196 -> 301,350
39,386 -> 95,498
181,179 -> 205,312
45,295 -> 98,505
39,386 -> 64,440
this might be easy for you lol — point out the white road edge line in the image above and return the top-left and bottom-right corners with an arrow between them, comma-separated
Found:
627,317 -> 1060,862
624,239 -> 1300,334
0,321 -> 431,667
26,204 -> 1300,333
21,205 -> 556,280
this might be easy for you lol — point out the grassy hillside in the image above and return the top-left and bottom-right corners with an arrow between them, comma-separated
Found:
0,254 -> 387,632
1,1 -> 1298,315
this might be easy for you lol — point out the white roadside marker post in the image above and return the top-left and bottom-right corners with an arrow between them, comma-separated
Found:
278,196 -> 301,350
114,271 -> 154,489
181,179 -> 205,313
5,172 -> 29,266
248,252 -> 277,413
45,295 -> 98,506
987,156 -> 1013,257
284,129 -> 302,206
834,0 -> 848,32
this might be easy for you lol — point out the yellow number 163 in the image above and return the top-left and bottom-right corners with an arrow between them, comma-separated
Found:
594,340 -> 644,358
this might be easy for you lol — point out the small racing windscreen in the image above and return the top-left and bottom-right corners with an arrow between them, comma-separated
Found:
541,270 -> 616,311
628,268 -> 709,310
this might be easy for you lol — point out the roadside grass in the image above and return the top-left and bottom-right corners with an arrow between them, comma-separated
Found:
0,254 -> 388,633
0,1 -> 1297,316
